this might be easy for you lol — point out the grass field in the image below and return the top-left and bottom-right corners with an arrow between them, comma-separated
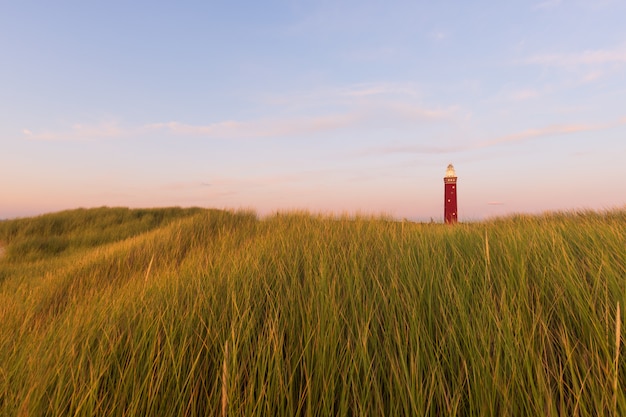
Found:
0,206 -> 624,416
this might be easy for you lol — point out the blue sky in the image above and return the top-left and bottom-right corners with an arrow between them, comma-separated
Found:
2,0 -> 625,220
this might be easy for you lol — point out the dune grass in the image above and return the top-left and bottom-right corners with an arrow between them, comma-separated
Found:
0,207 -> 624,416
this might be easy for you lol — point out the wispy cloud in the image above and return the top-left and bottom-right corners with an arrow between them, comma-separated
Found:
146,103 -> 451,139
157,179 -> 248,200
159,181 -> 213,191
22,115 -> 363,142
339,82 -> 421,98
20,80 -> 461,144
145,120 -> 244,137
477,123 -> 597,148
380,102 -> 455,120
261,82 -> 424,108
581,70 -> 604,82
509,89 -> 541,101
532,0 -> 562,11
259,82 -> 457,128
429,30 -> 449,41
22,121 -> 132,142
358,143 -> 457,156
23,84 -> 454,142
478,116 -> 626,148
361,116 -> 626,156
347,46 -> 403,62
145,113 -> 363,139
526,46 -> 626,67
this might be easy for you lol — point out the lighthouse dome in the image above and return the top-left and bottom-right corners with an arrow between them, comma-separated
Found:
445,164 -> 456,178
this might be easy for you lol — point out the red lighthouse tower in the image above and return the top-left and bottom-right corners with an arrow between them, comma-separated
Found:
444,164 -> 458,224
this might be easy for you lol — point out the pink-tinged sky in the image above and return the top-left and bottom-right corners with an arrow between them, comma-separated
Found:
1,0 -> 625,221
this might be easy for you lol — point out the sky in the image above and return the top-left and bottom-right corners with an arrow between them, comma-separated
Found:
2,0 -> 625,221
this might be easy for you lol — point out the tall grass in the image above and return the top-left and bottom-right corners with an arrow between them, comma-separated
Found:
0,207 -> 624,416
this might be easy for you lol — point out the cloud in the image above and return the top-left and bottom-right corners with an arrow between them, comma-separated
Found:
340,82 -> 421,98
20,82 -> 457,143
261,82 -> 425,108
526,46 -> 626,67
381,102 -> 455,121
145,113 -> 363,139
22,115 -> 363,142
23,90 -> 452,142
581,71 -> 604,82
347,46 -> 402,62
478,116 -> 626,148
510,89 -> 540,101
22,121 -> 131,142
145,120 -> 244,137
532,0 -> 562,10
361,116 -> 626,156
159,181 -> 213,191
358,143 -> 457,156
429,31 -> 449,41
478,123 -> 597,148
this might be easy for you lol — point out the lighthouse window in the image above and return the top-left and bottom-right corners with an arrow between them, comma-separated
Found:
447,199 -> 451,202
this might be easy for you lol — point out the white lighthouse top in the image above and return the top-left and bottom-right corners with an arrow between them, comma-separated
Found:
445,164 -> 456,178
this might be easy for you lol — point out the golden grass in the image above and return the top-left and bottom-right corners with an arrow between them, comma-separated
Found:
0,207 -> 624,416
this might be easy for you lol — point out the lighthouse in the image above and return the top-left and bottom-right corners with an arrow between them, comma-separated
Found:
444,164 -> 458,224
